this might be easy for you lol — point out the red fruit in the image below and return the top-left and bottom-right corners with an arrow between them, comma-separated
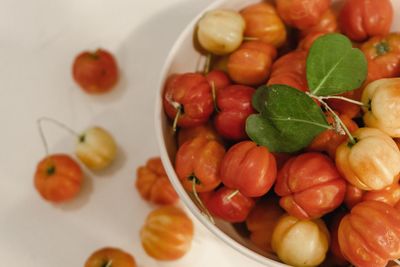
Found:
163,73 -> 214,128
275,152 -> 346,219
72,48 -> 118,94
214,85 -> 255,140
34,154 -> 83,203
203,186 -> 255,223
220,141 -> 277,197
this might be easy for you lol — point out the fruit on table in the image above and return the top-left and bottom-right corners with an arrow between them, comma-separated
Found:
214,85 -> 255,140
202,186 -> 255,223
336,127 -> 400,190
275,152 -> 346,219
240,2 -> 287,48
362,78 -> 400,137
338,0 -> 393,42
84,247 -> 137,267
267,50 -> 308,92
136,157 -> 178,205
308,112 -> 358,158
177,122 -> 220,147
163,73 -> 213,128
34,154 -> 83,203
276,0 -> 331,30
220,141 -> 277,197
361,33 -> 400,83
75,127 -> 117,171
338,201 -> 400,267
227,41 -> 277,86
175,136 -> 224,193
72,48 -> 118,94
140,206 -> 194,261
245,197 -> 285,253
271,214 -> 330,267
197,9 -> 245,55
299,8 -> 338,38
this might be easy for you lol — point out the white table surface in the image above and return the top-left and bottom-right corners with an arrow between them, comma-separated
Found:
0,0 -> 265,266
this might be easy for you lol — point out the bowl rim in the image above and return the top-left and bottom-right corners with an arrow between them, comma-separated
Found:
154,0 -> 288,266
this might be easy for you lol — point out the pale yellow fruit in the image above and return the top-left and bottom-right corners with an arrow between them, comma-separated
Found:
197,9 -> 245,55
335,127 -> 400,191
75,127 -> 117,170
362,78 -> 400,137
271,214 -> 329,267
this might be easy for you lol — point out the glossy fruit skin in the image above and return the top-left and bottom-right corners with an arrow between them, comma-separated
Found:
72,49 -> 118,94
361,33 -> 400,83
271,214 -> 330,267
220,141 -> 277,197
339,0 -> 393,42
177,122 -> 220,147
336,127 -> 400,191
276,0 -> 331,30
240,2 -> 287,47
298,31 -> 329,51
338,201 -> 400,267
299,9 -> 338,38
275,152 -> 346,220
268,50 -> 308,92
205,69 -> 231,93
136,157 -> 179,205
362,78 -> 400,137
363,182 -> 400,207
84,247 -> 137,267
197,9 -> 245,55
75,127 -> 117,171
227,41 -> 277,86
175,137 -> 224,193
245,197 -> 285,253
163,73 -> 213,128
203,186 -> 255,223
34,154 -> 83,203
214,85 -> 255,140
140,206 -> 194,261
308,113 -> 358,158
344,183 -> 364,209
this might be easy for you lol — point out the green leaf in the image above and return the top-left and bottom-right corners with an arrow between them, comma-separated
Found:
307,33 -> 367,96
246,114 -> 306,153
246,85 -> 330,153
252,85 -> 269,113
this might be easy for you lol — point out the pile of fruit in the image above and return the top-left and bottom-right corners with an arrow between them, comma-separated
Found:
162,0 -> 400,266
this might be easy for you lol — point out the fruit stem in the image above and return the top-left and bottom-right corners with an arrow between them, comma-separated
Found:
243,36 -> 259,41
211,81 -> 219,113
102,260 -> 113,267
191,177 -> 215,224
226,189 -> 240,200
37,117 -> 80,155
172,107 -> 182,133
316,95 -> 368,108
203,53 -> 212,75
316,98 -> 357,145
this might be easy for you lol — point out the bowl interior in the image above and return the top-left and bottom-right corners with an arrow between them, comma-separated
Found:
155,0 -> 400,266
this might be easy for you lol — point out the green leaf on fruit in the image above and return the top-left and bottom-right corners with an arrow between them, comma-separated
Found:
246,85 -> 330,153
307,33 -> 367,96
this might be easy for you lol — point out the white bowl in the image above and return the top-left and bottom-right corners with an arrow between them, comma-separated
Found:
155,0 -> 400,265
